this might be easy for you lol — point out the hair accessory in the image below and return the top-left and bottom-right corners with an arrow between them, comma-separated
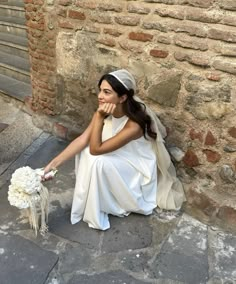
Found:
109,69 -> 136,91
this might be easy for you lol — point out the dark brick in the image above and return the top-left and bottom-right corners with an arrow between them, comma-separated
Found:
183,149 -> 200,167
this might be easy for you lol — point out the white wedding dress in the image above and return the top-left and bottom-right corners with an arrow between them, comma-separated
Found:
70,115 -> 158,230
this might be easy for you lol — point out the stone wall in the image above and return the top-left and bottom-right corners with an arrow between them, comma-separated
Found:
24,0 -> 236,230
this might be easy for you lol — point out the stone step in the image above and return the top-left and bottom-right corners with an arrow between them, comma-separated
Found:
0,73 -> 31,101
0,16 -> 27,37
0,0 -> 24,4
0,3 -> 25,18
0,32 -> 28,59
0,1 -> 24,8
0,50 -> 30,83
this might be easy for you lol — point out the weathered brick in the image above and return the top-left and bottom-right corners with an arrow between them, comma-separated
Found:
115,15 -> 140,26
129,32 -> 153,42
25,5 -> 34,12
53,123 -> 68,139
183,149 -> 200,167
58,20 -> 74,29
228,127 -> 236,138
104,28 -> 122,37
84,25 -> 100,33
204,130 -> 217,146
186,186 -> 218,219
68,10 -> 86,20
142,20 -> 168,32
39,48 -> 56,57
170,21 -> 207,38
37,80 -> 55,91
90,13 -> 112,24
25,13 -> 30,21
127,3 -> 150,14
219,0 -> 236,11
155,6 -> 184,20
57,8 -> 67,18
187,0 -> 215,8
189,129 -> 203,142
212,59 -> 236,75
143,0 -> 175,3
203,149 -> 221,163
150,49 -> 169,58
27,21 -> 45,31
118,40 -> 143,53
46,31 -> 55,40
97,36 -> 116,47
59,0 -> 72,6
217,206 -> 236,227
205,72 -> 221,81
75,0 -> 97,10
174,35 -> 208,51
186,7 -> 222,23
98,3 -> 122,12
30,0 -> 43,4
208,27 -> 236,43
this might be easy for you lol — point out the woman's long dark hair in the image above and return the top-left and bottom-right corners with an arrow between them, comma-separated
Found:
98,74 -> 157,140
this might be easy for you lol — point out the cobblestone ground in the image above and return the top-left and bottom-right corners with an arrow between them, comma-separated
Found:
0,99 -> 236,284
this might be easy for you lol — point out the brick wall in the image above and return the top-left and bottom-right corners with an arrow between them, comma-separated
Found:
25,0 -> 236,230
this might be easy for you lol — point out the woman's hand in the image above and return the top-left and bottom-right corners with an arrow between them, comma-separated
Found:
42,162 -> 58,181
97,103 -> 116,117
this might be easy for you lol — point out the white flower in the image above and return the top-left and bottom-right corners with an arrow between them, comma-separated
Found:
8,166 -> 50,235
10,166 -> 41,194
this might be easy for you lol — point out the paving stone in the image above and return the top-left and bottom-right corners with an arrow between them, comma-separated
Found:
59,243 -> 93,275
89,253 -> 118,273
148,214 -> 209,283
0,132 -> 51,187
49,210 -> 102,250
208,229 -> 236,281
0,182 -> 29,232
151,252 -> 208,284
207,278 -> 224,284
102,214 -> 153,253
26,136 -> 69,169
0,234 -> 58,284
119,251 -> 151,273
68,270 -> 147,284
162,214 -> 208,256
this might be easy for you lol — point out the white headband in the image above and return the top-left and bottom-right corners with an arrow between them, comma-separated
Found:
109,69 -> 136,92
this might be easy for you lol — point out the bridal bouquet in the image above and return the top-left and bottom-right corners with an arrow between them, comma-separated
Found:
8,166 -> 57,235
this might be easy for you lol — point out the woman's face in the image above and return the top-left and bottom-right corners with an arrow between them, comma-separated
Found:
98,80 -> 125,106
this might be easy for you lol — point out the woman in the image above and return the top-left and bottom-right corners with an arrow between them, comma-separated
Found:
44,69 -> 185,230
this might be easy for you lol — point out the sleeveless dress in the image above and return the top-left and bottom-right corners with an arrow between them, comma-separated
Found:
70,115 -> 158,230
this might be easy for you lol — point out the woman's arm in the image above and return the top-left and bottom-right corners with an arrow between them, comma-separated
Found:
44,116 -> 95,173
90,107 -> 142,155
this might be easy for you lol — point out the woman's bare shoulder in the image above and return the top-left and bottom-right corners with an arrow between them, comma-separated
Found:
125,118 -> 143,137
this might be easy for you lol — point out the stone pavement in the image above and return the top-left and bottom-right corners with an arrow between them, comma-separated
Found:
0,98 -> 236,284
